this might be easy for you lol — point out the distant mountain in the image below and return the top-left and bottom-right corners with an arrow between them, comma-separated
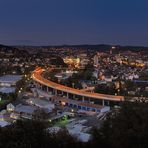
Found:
1,44 -> 148,55
0,44 -> 13,49
42,44 -> 148,52
42,44 -> 112,50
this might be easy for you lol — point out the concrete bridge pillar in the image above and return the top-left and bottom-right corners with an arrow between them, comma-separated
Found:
67,93 -> 69,98
102,100 -> 105,106
82,96 -> 85,102
55,89 -> 57,95
40,84 -> 42,90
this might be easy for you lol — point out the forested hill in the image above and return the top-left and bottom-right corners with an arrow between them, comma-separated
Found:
16,44 -> 148,53
0,44 -> 29,58
1,44 -> 148,55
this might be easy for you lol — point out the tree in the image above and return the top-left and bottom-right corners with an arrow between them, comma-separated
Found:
90,102 -> 148,148
94,84 -> 116,95
33,109 -> 49,121
50,56 -> 68,67
0,120 -> 83,148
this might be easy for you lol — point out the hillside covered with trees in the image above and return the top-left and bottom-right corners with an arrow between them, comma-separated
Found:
1,102 -> 148,148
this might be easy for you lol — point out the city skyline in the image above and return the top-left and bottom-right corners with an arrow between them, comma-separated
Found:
0,0 -> 148,46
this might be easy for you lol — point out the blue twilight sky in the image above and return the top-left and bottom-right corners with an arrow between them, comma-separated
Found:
0,0 -> 148,46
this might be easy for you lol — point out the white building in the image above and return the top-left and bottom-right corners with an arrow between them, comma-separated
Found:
7,103 -> 15,112
0,75 -> 22,87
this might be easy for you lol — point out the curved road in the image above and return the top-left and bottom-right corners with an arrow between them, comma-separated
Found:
32,68 -> 124,102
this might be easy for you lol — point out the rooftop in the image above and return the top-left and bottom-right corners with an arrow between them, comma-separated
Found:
0,75 -> 22,83
15,105 -> 37,114
0,121 -> 10,127
26,98 -> 54,108
52,96 -> 105,109
0,87 -> 15,93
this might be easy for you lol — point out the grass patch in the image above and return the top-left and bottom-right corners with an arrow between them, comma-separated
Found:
0,100 -> 7,105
